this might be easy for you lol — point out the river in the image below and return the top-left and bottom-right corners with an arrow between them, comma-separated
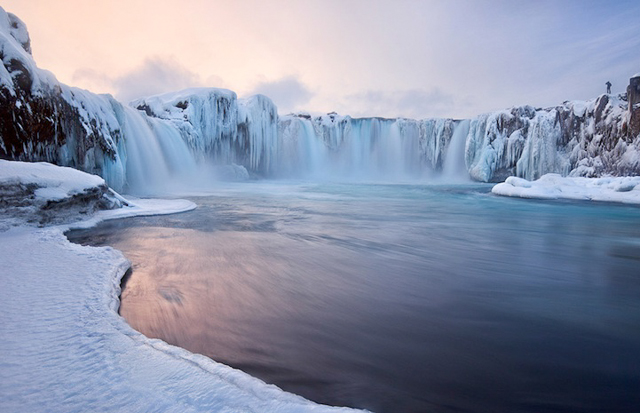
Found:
67,182 -> 640,413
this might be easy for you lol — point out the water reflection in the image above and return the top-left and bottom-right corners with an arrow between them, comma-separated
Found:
68,183 -> 640,413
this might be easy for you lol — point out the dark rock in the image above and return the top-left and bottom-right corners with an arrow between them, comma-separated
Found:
628,75 -> 640,139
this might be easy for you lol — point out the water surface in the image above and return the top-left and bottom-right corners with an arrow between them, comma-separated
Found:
68,182 -> 640,413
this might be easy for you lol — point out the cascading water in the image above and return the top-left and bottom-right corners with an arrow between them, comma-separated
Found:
276,114 -> 464,182
97,89 -> 475,192
442,119 -> 471,181
122,107 -> 199,194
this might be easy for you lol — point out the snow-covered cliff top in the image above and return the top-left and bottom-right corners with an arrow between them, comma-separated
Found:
0,7 -> 58,95
131,87 -> 237,112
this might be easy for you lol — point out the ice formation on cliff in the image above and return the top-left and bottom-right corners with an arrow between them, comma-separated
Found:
466,96 -> 640,182
2,4 -> 640,192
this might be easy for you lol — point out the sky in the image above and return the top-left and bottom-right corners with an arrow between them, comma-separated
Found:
3,0 -> 640,119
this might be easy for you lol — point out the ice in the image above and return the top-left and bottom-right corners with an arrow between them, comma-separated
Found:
465,110 -> 510,182
237,94 -> 279,174
492,173 -> 640,204
515,109 -> 569,180
0,159 -> 362,412
131,89 -> 281,180
131,88 -> 239,155
464,95 -> 634,182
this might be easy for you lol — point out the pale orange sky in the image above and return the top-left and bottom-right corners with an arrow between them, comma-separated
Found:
3,0 -> 639,118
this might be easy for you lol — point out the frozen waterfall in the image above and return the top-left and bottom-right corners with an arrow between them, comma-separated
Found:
3,7 -> 639,191
103,92 -> 469,192
276,114 -> 463,182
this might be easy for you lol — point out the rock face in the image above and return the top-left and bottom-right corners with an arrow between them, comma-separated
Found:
0,9 -> 126,182
628,75 -> 640,139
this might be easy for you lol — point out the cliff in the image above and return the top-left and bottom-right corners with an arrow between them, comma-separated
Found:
466,93 -> 640,182
1,5 -> 639,189
0,8 -> 128,188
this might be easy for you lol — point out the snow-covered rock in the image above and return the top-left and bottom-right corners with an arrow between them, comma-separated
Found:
0,159 -> 126,227
0,7 -> 129,190
491,173 -> 640,204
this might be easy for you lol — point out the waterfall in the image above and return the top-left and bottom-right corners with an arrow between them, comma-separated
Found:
97,90 -> 475,191
122,107 -> 199,195
276,115 -> 452,182
442,119 -> 471,181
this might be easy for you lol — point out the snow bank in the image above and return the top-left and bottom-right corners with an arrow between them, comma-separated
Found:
0,159 -> 130,228
0,160 -> 362,413
492,173 -> 640,204
0,159 -> 105,201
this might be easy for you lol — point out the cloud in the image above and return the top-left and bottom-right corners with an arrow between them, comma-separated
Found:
249,76 -> 313,114
73,56 -> 224,102
343,88 -> 462,119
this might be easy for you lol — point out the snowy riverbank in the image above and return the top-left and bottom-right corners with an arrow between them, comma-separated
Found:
492,174 -> 640,204
0,160 -> 361,413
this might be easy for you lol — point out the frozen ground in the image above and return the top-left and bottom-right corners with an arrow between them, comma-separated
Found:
492,173 -> 640,204
0,160 -> 361,413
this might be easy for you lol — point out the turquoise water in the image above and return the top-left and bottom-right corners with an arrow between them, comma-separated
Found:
68,182 -> 640,412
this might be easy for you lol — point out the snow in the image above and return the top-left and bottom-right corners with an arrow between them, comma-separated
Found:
0,159 -> 105,201
0,160 -> 362,412
131,88 -> 239,156
632,73 -> 640,79
0,7 -> 57,95
492,174 -> 640,204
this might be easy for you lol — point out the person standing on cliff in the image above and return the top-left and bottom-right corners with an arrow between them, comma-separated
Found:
606,81 -> 612,94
